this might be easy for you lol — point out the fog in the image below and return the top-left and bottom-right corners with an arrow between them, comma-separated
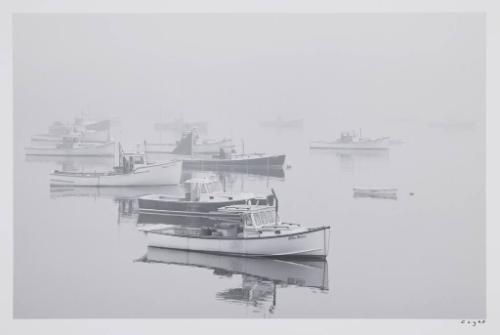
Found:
14,13 -> 484,142
13,14 -> 485,318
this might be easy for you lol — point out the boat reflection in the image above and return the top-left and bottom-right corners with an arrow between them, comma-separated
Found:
25,155 -> 114,171
49,185 -> 183,200
184,165 -> 285,180
50,185 -> 184,224
136,247 -> 329,314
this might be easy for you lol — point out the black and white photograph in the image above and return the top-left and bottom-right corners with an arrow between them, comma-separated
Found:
1,1 -> 498,334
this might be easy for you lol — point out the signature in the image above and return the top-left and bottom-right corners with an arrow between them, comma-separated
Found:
460,320 -> 486,327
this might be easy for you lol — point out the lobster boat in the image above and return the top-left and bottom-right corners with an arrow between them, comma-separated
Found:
171,131 -> 286,169
138,175 -> 272,215
139,204 -> 331,259
49,145 -> 182,186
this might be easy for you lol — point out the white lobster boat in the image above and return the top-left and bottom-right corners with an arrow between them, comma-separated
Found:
140,204 -> 331,259
50,149 -> 182,187
25,139 -> 115,157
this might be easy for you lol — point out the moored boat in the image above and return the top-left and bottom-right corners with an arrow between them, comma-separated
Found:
139,204 -> 331,258
50,147 -> 182,186
353,187 -> 398,199
310,131 -> 390,150
172,131 -> 286,169
138,175 -> 272,215
31,119 -> 112,143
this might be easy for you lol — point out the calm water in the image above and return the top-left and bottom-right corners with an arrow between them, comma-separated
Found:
14,119 -> 485,318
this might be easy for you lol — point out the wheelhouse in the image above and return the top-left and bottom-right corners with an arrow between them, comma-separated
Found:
183,176 -> 222,201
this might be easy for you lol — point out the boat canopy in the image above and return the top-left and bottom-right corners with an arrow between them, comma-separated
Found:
218,205 -> 279,228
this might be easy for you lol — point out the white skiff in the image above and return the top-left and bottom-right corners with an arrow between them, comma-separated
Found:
353,187 -> 398,199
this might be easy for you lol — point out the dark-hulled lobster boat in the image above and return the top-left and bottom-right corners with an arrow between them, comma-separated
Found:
171,131 -> 286,170
138,175 -> 273,215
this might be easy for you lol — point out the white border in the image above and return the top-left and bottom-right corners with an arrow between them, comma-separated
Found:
0,1 -> 497,334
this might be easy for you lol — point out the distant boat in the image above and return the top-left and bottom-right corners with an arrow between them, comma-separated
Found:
260,117 -> 304,129
138,175 -> 272,215
310,131 -> 390,150
31,119 -> 112,143
139,203 -> 331,258
172,131 -> 286,169
49,145 -> 182,186
155,118 -> 208,133
353,187 -> 398,200
25,137 -> 115,156
143,138 -> 235,154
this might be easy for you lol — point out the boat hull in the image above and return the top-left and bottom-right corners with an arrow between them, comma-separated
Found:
146,226 -> 331,258
182,154 -> 286,169
50,160 -> 182,186
138,196 -> 264,214
25,142 -> 115,157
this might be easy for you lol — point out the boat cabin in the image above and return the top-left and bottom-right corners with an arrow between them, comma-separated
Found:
56,136 -> 80,149
183,177 -> 222,201
218,205 -> 280,229
115,146 -> 148,173
339,132 -> 355,143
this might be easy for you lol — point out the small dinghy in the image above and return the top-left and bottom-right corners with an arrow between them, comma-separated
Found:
138,175 -> 272,215
172,131 -> 286,169
310,131 -> 390,150
139,204 -> 331,258
25,137 -> 115,156
50,145 -> 182,186
353,187 -> 398,200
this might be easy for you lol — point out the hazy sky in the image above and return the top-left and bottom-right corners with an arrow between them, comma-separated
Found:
13,13 -> 484,137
